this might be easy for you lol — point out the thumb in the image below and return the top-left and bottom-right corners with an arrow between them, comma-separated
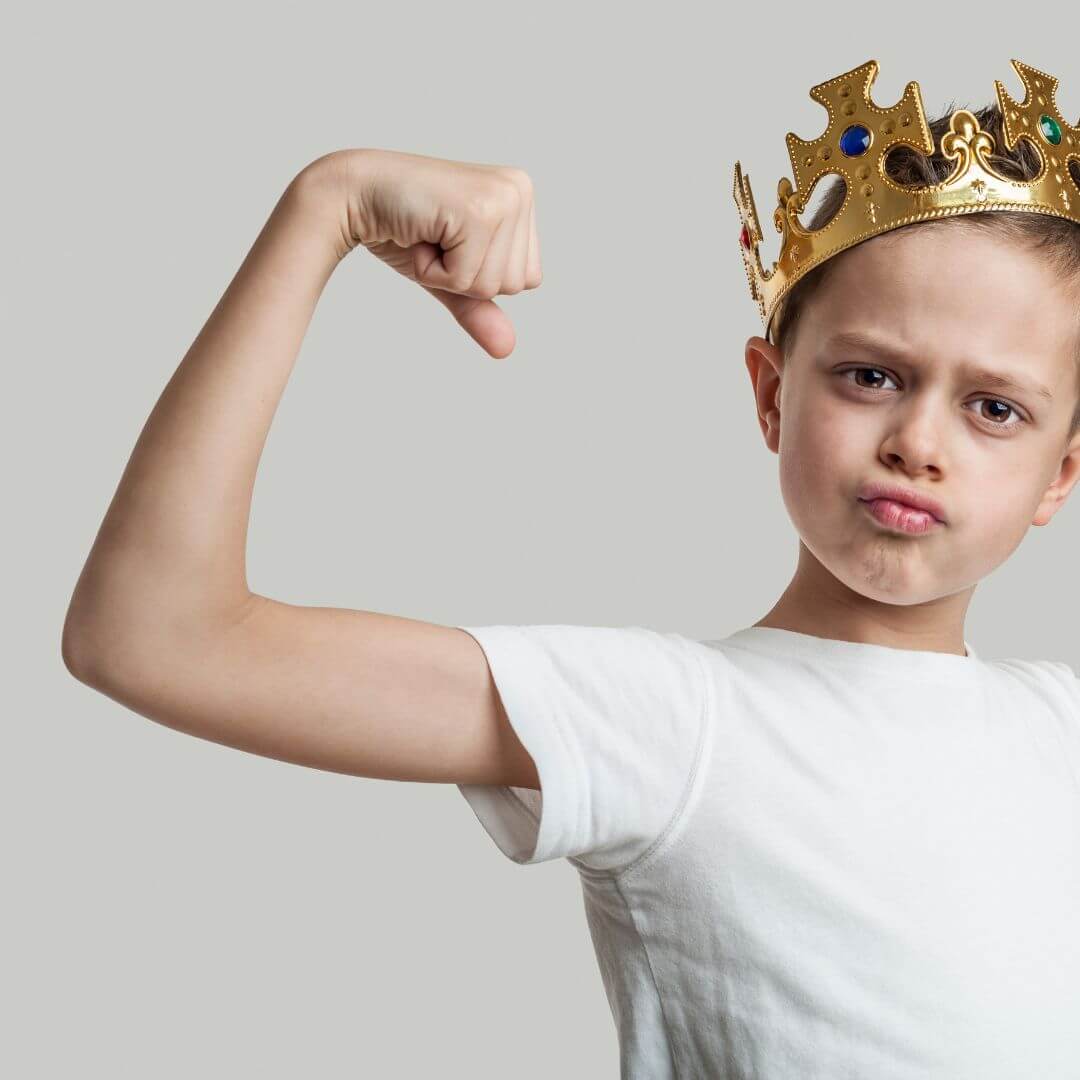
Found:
419,282 -> 517,360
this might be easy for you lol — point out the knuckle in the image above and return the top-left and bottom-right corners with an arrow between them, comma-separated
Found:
464,175 -> 523,225
465,272 -> 499,299
498,174 -> 524,206
490,175 -> 522,213
466,179 -> 511,222
453,262 -> 484,296
500,166 -> 534,195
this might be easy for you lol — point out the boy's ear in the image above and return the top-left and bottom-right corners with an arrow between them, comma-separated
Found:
745,335 -> 785,455
1033,429 -> 1080,526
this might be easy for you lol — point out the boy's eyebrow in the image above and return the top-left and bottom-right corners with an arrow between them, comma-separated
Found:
819,329 -> 1055,403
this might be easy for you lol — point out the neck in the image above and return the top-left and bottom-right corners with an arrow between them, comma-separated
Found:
754,540 -> 974,656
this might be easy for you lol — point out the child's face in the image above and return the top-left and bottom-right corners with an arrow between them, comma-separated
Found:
745,224 -> 1080,607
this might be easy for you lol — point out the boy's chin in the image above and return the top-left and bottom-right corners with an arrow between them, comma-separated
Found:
806,539 -> 945,606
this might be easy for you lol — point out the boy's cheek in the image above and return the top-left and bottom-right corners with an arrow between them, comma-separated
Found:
777,406 -> 902,541
779,401 -> 864,488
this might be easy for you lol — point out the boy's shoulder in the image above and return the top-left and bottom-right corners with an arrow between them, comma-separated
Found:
992,655 -> 1076,680
984,654 -> 1080,715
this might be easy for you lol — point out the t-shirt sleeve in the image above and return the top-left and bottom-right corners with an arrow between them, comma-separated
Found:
454,623 -> 709,874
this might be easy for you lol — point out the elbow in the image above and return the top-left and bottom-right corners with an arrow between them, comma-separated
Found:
61,608 -> 105,686
61,565 -> 118,685
61,574 -> 153,688
61,597 -> 128,689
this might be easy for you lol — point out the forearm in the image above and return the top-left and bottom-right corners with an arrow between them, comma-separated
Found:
63,156 -> 349,677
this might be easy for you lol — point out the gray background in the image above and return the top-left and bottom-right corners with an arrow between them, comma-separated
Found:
8,2 -> 1080,1076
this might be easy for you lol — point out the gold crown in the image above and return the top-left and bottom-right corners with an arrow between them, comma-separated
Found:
733,59 -> 1080,343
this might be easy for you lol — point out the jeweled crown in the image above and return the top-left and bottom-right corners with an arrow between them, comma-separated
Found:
733,59 -> 1080,343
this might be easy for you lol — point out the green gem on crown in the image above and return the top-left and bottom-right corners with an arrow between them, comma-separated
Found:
1039,114 -> 1062,145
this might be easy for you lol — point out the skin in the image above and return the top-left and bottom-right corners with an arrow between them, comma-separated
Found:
744,223 -> 1080,656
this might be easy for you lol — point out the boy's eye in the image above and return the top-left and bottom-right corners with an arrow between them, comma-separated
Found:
837,366 -> 1027,429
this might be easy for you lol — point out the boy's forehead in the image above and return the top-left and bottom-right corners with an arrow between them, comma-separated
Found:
804,227 -> 1077,380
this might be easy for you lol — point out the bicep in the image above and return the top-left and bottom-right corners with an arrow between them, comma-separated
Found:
81,594 -> 541,788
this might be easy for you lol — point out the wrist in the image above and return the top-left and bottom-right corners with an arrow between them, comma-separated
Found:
293,148 -> 380,261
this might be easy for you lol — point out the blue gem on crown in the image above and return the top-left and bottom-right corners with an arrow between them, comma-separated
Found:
839,124 -> 871,156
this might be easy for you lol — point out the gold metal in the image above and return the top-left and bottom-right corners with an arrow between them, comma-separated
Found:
733,59 -> 1080,342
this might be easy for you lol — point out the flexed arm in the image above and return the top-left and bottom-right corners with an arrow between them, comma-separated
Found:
60,148 -> 543,789
62,158 -> 346,669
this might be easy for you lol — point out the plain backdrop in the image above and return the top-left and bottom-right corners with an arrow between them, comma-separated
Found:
8,3 -> 1080,1076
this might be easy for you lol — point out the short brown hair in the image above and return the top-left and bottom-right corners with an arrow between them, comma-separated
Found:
769,101 -> 1080,435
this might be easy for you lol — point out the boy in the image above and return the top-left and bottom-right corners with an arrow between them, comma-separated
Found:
63,58 -> 1080,1077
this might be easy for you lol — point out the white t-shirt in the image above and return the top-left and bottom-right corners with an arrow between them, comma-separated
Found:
455,623 -> 1080,1079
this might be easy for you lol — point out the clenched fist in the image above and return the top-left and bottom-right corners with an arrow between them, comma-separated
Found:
310,148 -> 542,359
